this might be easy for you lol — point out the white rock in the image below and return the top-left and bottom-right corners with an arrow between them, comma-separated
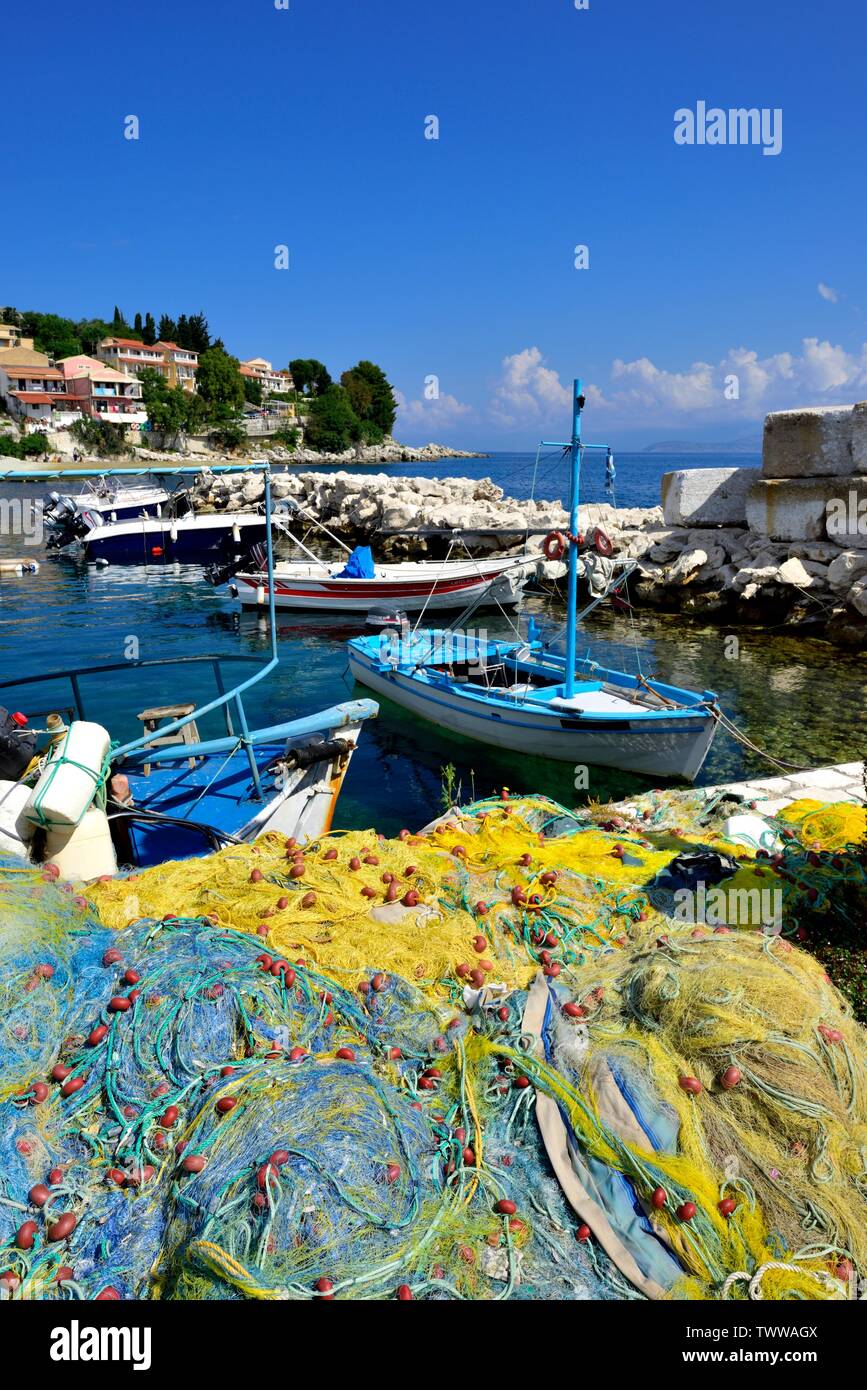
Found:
848,580 -> 867,616
827,550 -> 867,590
776,556 -> 815,587
668,548 -> 707,582
661,467 -> 760,527
762,403 -> 867,478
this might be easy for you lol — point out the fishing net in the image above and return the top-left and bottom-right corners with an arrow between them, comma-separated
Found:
1,791 -> 865,1301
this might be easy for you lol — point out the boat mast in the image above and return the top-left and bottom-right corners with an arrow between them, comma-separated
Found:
564,378 -> 583,698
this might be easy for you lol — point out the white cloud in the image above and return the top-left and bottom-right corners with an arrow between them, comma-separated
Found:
491,346 -> 574,425
395,387 -> 473,431
818,282 -> 839,303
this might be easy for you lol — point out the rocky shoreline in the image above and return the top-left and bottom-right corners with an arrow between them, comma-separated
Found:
193,455 -> 867,646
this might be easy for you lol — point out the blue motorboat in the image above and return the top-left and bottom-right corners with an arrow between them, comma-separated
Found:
347,381 -> 720,782
0,463 -> 378,871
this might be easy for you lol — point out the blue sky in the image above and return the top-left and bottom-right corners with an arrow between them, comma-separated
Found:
3,0 -> 865,447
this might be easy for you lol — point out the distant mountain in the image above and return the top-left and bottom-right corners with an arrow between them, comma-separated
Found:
641,434 -> 761,455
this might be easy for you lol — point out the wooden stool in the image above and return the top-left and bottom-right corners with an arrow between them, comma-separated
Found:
136,703 -> 200,775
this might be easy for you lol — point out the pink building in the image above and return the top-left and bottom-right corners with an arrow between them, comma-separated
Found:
60,356 -> 148,424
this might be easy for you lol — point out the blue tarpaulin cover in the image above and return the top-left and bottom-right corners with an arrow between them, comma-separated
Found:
336,545 -> 376,579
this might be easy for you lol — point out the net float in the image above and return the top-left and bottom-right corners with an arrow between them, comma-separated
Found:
363,854 -> 380,866
323,848 -> 338,861
96,1287 -> 122,1300
472,935 -> 487,953
34,962 -> 54,979
819,1025 -> 843,1044
497,1006 -> 509,1022
108,996 -> 131,1013
676,1202 -> 697,1222
255,953 -> 273,971
562,1002 -> 584,1019
544,932 -> 559,948
510,887 -> 527,906
153,1132 -> 167,1152
220,1066 -> 236,1077
402,890 -> 420,907
539,950 -> 552,965
385,882 -> 399,902
348,857 -> 361,871
576,1224 -> 591,1242
398,828 -> 410,839
475,901 -> 488,915
28,1183 -> 50,1208
314,1277 -> 334,1299
256,924 -> 269,937
371,972 -> 386,992
250,868 -> 264,882
107,1168 -> 126,1186
256,1163 -> 278,1189
335,1047 -> 356,1061
269,1149 -> 289,1166
396,1283 -> 413,1300
361,885 -> 377,898
513,1075 -> 530,1090
16,1220 -> 38,1250
123,969 -> 141,985
678,1075 -> 702,1095
181,1155 -> 207,1173
87,1025 -> 108,1047
129,989 -> 141,1004
51,1063 -> 71,1082
160,1105 -> 179,1128
469,968 -> 485,987
462,1147 -> 476,1166
322,1010 -> 334,1026
494,1199 -> 517,1216
540,871 -> 558,886
289,864 -> 305,879
251,1193 -> 267,1212
456,963 -> 469,978
451,845 -> 466,858
28,1081 -> 49,1103
388,1046 -> 402,1059
301,892 -> 316,908
480,958 -> 493,972
404,864 -> 418,877
47,1212 -> 76,1242
385,1163 -> 401,1183
285,837 -> 297,850
417,1077 -> 435,1091
720,1066 -> 742,1090
125,1166 -> 155,1189
543,962 -> 561,977
651,1187 -> 667,1209
289,1045 -> 307,1062
48,1168 -> 63,1185
102,948 -> 123,966
718,1197 -> 737,1217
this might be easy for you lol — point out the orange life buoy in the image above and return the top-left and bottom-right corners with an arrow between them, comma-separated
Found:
542,530 -> 567,562
590,526 -> 614,558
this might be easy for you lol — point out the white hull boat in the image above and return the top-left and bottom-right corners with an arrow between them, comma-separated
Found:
230,556 -> 529,613
347,379 -> 721,783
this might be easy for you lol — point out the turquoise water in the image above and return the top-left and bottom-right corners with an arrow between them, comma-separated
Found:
1,453 -> 864,834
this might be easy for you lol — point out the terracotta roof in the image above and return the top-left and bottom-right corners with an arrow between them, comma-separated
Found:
9,391 -> 80,404
101,338 -> 163,352
4,367 -> 64,379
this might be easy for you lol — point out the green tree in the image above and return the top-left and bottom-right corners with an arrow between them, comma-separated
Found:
242,376 -> 263,406
186,312 -> 210,354
176,314 -> 190,349
76,318 -> 113,354
21,313 -> 81,359
138,367 -> 206,445
134,312 -> 143,335
195,345 -> 246,419
158,314 -> 178,342
303,385 -> 362,453
289,358 -> 332,397
111,305 -> 136,336
341,360 -> 397,435
142,313 -> 157,346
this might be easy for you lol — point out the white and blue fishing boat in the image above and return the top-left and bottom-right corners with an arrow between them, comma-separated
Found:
347,381 -> 719,781
0,463 -> 377,871
43,473 -> 268,566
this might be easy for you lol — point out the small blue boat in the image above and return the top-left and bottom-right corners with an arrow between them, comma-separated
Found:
348,381 -> 720,782
0,463 -> 378,870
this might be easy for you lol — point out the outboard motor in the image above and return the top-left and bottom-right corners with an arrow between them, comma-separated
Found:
44,497 -> 101,551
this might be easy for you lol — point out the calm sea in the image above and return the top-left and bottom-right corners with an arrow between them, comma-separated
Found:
1,451 -> 864,833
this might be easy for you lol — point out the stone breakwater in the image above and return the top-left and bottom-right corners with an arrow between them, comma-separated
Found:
191,464 -> 867,644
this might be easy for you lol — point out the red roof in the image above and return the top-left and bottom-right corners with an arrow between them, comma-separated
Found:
102,338 -> 162,352
4,367 -> 64,379
9,391 -> 80,404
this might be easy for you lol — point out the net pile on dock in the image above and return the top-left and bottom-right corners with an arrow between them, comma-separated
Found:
1,791 -> 864,1301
